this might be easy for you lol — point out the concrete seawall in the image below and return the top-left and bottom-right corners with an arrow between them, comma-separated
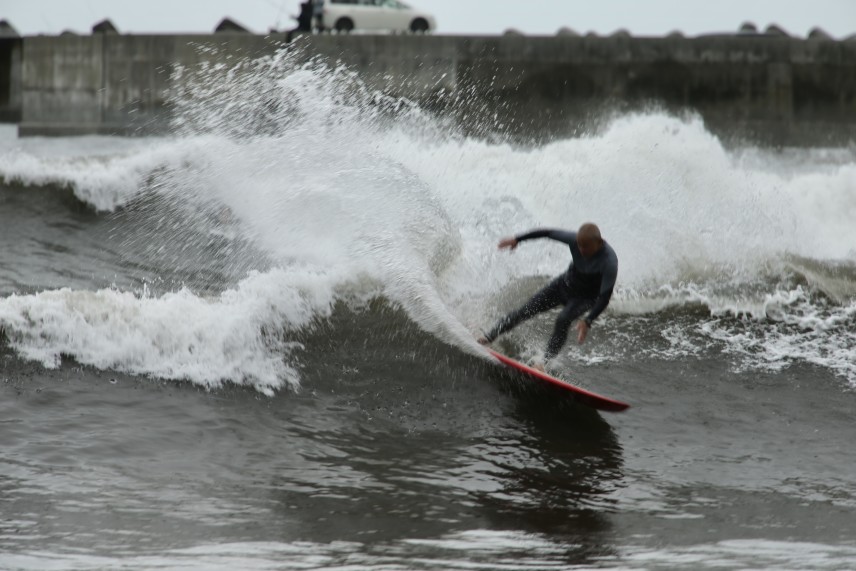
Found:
0,36 -> 22,123
10,33 -> 856,145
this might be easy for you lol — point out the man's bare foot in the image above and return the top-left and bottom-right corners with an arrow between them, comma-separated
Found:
531,362 -> 546,373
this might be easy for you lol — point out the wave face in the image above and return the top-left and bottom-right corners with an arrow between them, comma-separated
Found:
0,49 -> 855,391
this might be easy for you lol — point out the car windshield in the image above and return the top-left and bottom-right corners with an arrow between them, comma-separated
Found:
331,0 -> 412,8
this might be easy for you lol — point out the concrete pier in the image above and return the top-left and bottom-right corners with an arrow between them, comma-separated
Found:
0,20 -> 22,123
7,32 -> 856,144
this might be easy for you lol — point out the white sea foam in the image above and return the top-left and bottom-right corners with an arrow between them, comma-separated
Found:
0,49 -> 854,391
0,135 -> 228,211
0,268 -> 341,393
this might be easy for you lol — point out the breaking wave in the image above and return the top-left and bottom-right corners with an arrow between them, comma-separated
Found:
1,47 -> 855,390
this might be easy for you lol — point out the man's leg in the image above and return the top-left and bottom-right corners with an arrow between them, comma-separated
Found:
544,299 -> 594,360
482,276 -> 566,343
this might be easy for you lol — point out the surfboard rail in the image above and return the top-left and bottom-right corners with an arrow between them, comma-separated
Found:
486,348 -> 630,413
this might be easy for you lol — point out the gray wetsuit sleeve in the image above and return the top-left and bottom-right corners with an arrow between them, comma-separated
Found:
514,228 -> 576,245
586,260 -> 617,323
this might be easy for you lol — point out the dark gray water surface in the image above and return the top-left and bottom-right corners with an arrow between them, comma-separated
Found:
3,302 -> 856,570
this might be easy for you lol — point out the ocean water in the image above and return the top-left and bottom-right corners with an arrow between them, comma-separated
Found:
1,50 -> 856,570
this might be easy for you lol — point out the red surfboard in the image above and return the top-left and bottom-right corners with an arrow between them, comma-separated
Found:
486,348 -> 630,413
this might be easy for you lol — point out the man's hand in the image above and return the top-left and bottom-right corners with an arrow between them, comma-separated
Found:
576,321 -> 590,344
498,237 -> 519,251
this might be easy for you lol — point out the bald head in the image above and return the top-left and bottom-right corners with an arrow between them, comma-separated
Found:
577,223 -> 603,258
578,223 -> 601,242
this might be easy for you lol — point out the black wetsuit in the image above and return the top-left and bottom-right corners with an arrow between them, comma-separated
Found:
485,229 -> 618,360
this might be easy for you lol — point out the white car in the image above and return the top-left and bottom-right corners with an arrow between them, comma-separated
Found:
321,0 -> 436,33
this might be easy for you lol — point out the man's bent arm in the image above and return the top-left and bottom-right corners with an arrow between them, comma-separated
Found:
585,289 -> 613,324
585,263 -> 618,324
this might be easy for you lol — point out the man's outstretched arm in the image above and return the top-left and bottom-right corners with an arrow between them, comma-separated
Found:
498,228 -> 576,250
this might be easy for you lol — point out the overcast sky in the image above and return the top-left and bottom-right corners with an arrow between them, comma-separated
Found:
3,0 -> 855,38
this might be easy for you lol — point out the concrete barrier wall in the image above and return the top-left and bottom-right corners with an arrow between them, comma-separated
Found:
16,33 -> 856,144
19,34 -> 279,135
20,35 -> 104,133
0,37 -> 22,122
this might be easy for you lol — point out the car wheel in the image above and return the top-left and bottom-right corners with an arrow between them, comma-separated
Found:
335,17 -> 354,33
410,18 -> 429,33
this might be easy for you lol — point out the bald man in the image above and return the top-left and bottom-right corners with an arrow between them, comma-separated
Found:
478,223 -> 618,368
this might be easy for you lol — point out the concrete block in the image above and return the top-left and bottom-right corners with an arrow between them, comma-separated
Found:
0,20 -> 20,38
92,19 -> 119,34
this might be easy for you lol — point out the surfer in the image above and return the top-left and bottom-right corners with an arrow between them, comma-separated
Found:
478,223 -> 618,370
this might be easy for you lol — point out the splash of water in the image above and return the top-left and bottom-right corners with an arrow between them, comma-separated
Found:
1,46 -> 855,390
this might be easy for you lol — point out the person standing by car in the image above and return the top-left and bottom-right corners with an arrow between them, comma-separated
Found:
313,0 -> 325,32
